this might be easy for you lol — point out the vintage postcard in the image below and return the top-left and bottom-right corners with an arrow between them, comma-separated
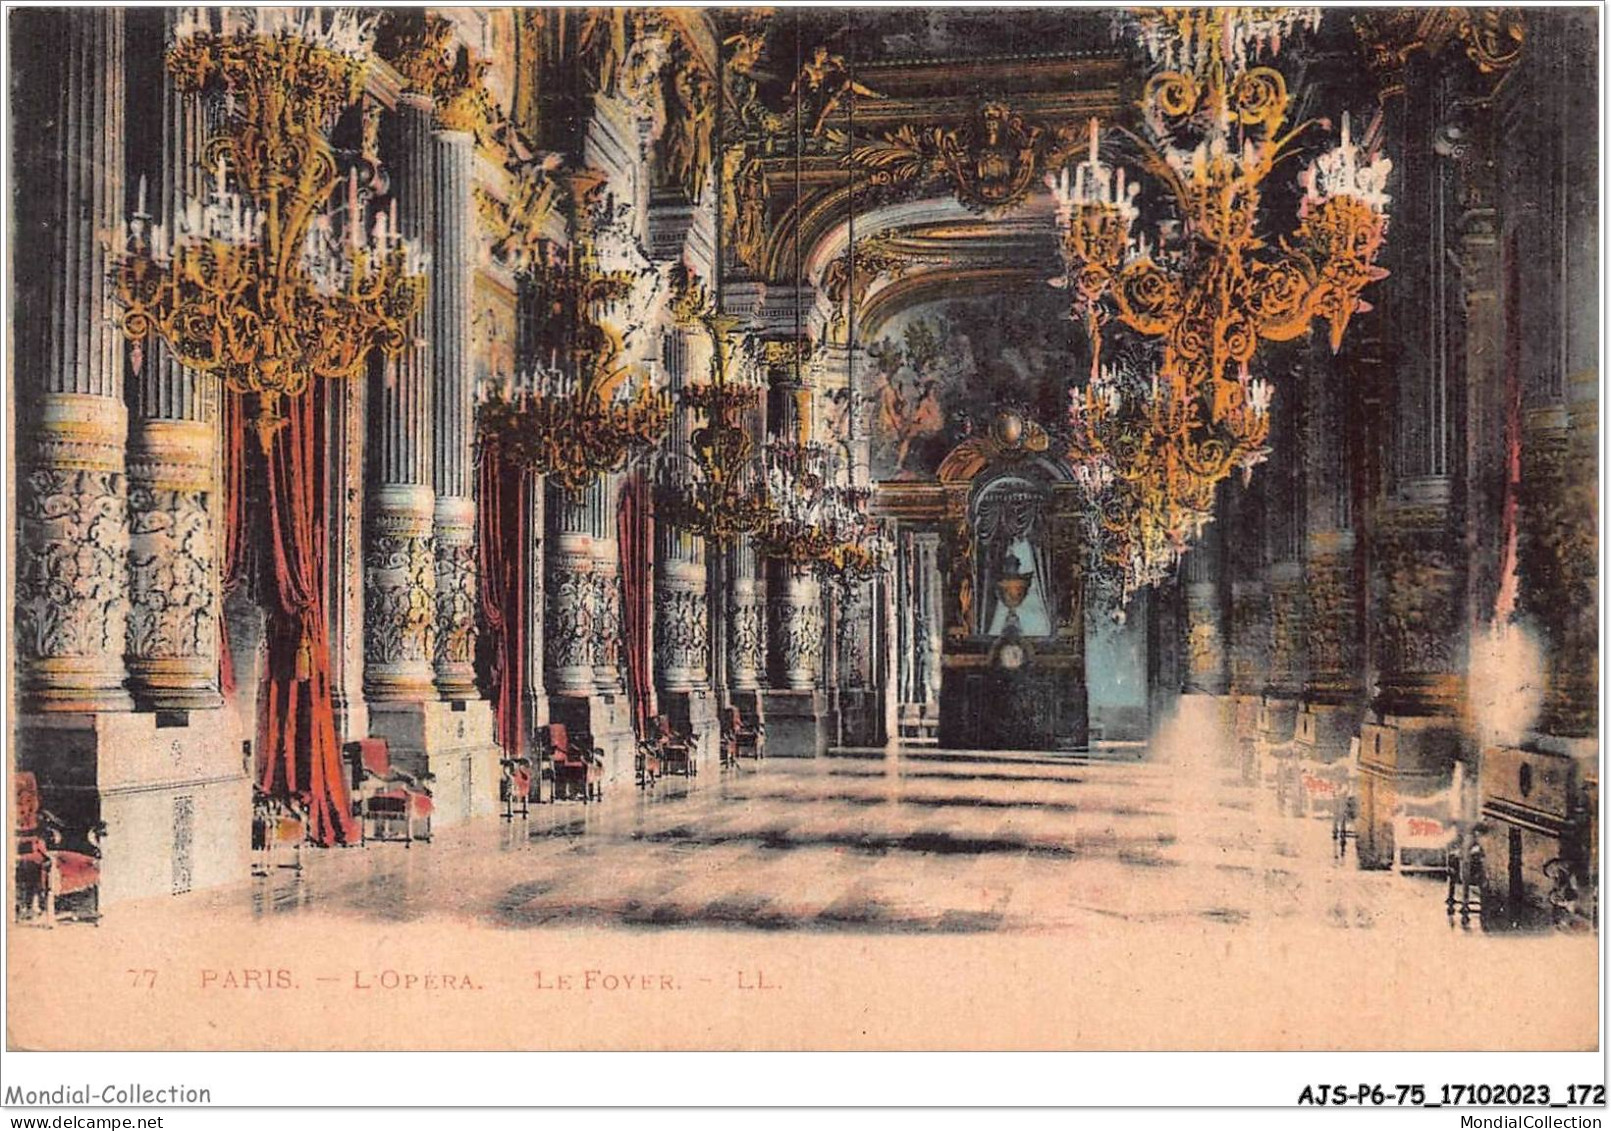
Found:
5,4 -> 1599,1060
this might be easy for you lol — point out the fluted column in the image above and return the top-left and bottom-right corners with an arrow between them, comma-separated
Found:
364,93 -> 436,701
125,11 -> 220,711
1512,17 -> 1598,740
1369,65 -> 1471,720
431,126 -> 479,699
1301,350 -> 1365,709
14,9 -> 133,712
656,329 -> 711,692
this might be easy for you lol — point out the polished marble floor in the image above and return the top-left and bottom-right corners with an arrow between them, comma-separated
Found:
188,741 -> 1475,936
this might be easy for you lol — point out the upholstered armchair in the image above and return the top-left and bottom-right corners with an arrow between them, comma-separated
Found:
251,789 -> 307,877
14,772 -> 104,926
346,738 -> 434,844
501,754 -> 535,820
636,739 -> 662,789
721,707 -> 764,764
544,724 -> 603,803
1392,789 -> 1458,876
652,715 -> 697,778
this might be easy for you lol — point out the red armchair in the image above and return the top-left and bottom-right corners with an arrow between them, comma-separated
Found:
15,772 -> 103,926
501,754 -> 535,820
251,789 -> 307,877
636,739 -> 662,789
545,724 -> 603,803
721,707 -> 764,764
652,715 -> 697,778
346,738 -> 434,844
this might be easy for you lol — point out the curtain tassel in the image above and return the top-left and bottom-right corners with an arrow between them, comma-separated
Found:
294,629 -> 313,682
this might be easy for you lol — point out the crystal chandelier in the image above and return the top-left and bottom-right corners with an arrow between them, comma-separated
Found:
657,310 -> 776,543
114,7 -> 427,450
1050,6 -> 1391,601
476,169 -> 672,493
756,437 -> 890,581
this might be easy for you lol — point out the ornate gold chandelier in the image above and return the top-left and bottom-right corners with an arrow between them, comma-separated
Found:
1050,6 -> 1391,601
115,8 -> 427,449
656,310 -> 776,543
476,169 -> 672,494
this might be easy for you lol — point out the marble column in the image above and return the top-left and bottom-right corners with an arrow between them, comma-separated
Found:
126,23 -> 220,713
545,477 -> 634,783
1259,371 -> 1307,756
758,350 -> 827,755
430,126 -> 480,700
833,575 -> 881,745
1356,66 -> 1477,867
655,330 -> 712,694
769,568 -> 824,693
1181,513 -> 1229,698
656,512 -> 718,764
1297,350 -> 1366,763
364,94 -> 437,703
12,9 -> 251,904
14,9 -> 133,714
726,535 -> 767,723
1179,498 -> 1232,752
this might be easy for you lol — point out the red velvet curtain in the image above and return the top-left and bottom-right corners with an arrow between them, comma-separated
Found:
255,386 -> 357,846
477,442 -> 527,756
618,471 -> 654,738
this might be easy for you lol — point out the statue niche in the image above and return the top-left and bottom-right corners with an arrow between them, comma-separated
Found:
933,419 -> 1089,751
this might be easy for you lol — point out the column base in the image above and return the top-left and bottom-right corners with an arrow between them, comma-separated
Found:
15,710 -> 251,908
367,699 -> 501,828
727,689 -> 766,729
830,689 -> 886,747
547,693 -> 636,789
1295,700 -> 1364,761
659,688 -> 720,772
1354,714 -> 1461,870
759,689 -> 827,757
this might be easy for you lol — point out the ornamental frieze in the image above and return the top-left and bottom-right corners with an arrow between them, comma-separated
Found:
433,540 -> 479,671
126,484 -> 216,661
655,585 -> 709,678
16,468 -> 130,662
775,596 -> 825,674
1374,511 -> 1462,678
1302,552 -> 1361,699
364,524 -> 437,667
546,564 -> 596,673
728,593 -> 765,678
847,100 -> 1081,214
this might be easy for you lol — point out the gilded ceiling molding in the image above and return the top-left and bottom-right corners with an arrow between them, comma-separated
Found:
847,100 -> 1083,214
1352,7 -> 1525,100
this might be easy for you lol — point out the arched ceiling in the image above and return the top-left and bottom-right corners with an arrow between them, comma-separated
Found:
720,8 -> 1129,338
